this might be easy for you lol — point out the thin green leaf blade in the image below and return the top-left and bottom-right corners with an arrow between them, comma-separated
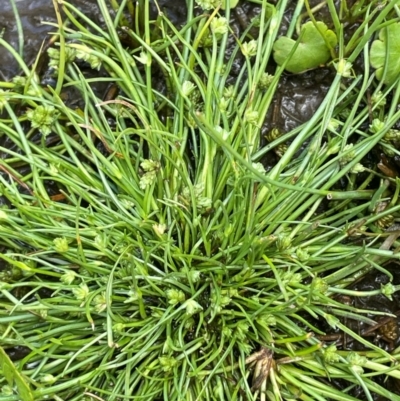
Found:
0,347 -> 34,401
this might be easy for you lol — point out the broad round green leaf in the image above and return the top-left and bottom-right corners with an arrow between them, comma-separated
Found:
221,0 -> 239,10
370,23 -> 400,84
273,21 -> 337,74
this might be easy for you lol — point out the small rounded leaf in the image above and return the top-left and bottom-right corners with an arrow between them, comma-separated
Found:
221,0 -> 239,9
370,23 -> 400,84
273,21 -> 337,74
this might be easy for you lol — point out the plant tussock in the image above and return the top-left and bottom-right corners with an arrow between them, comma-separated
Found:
1,0 -> 400,400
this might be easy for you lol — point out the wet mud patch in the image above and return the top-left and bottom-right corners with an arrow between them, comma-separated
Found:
301,263 -> 400,399
258,68 -> 336,169
0,0 -> 106,80
0,0 -> 189,80
265,68 -> 334,134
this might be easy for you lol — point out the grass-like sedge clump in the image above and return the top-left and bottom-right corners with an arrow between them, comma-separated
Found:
1,0 -> 400,400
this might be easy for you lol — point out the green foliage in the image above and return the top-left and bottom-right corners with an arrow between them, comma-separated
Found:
25,105 -> 58,136
0,1 -> 400,401
221,0 -> 239,9
370,22 -> 400,84
195,0 -> 239,10
0,347 -> 34,401
273,21 -> 337,73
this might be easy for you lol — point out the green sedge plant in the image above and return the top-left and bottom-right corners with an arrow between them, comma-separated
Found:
1,0 -> 400,400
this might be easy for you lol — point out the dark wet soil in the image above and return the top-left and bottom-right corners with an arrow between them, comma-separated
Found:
0,0 -> 190,80
0,0 -> 103,80
314,263 -> 400,399
318,263 -> 400,353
